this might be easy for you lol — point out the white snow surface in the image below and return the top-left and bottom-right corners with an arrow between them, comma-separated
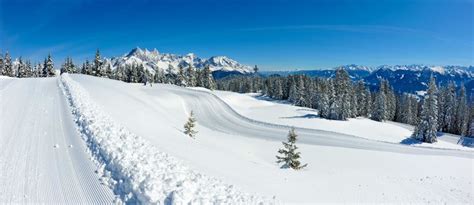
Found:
60,74 -> 271,204
212,90 -> 473,151
70,74 -> 473,204
0,77 -> 116,203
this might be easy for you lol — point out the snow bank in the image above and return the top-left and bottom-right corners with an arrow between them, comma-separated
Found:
60,74 -> 272,204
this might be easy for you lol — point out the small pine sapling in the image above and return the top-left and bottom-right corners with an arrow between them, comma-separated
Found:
276,127 -> 307,170
184,111 -> 198,138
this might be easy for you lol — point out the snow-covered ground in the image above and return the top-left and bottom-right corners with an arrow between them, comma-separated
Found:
60,74 -> 269,204
211,90 -> 473,151
68,74 -> 473,204
0,77 -> 116,203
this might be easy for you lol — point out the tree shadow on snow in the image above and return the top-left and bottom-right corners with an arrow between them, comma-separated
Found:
400,137 -> 423,145
281,114 -> 320,119
458,137 -> 474,148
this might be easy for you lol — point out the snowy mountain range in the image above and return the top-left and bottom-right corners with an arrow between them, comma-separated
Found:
261,64 -> 474,97
104,47 -> 254,77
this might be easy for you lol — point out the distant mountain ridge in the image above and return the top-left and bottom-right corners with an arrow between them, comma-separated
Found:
261,64 -> 474,97
104,47 -> 254,77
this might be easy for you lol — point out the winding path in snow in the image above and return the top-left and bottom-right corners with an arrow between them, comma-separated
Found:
0,77 -> 115,203
72,75 -> 473,159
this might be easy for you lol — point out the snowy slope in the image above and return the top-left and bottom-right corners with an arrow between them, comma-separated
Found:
60,74 -> 271,204
70,74 -> 473,203
107,47 -> 254,75
0,77 -> 115,203
211,91 -> 473,151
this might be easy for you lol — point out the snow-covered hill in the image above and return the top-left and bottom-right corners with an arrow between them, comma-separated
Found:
68,74 -> 472,203
105,47 -> 254,75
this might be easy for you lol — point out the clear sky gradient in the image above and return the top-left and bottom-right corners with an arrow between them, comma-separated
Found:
1,0 -> 473,70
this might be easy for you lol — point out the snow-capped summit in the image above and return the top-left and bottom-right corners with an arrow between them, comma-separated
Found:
335,64 -> 375,72
110,48 -> 253,75
205,56 -> 253,73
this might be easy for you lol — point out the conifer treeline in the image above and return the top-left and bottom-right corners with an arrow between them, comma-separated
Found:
216,69 -> 474,140
0,50 -> 216,90
61,50 -> 217,90
0,52 -> 55,78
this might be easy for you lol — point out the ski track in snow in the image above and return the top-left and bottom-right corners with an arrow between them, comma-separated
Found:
0,77 -> 115,203
60,74 -> 273,204
165,86 -> 473,159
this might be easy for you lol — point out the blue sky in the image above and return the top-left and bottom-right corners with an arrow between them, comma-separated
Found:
1,0 -> 473,70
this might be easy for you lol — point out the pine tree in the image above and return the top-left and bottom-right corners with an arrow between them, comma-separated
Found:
439,82 -> 456,132
318,80 -> 330,118
288,78 -> 298,103
165,64 -> 176,84
16,57 -> 27,78
200,65 -> 216,89
154,68 -> 165,83
25,60 -> 33,77
106,64 -> 113,78
4,52 -> 13,77
276,128 -> 307,170
371,79 -> 387,122
93,49 -> 103,77
43,54 -> 55,77
185,64 -> 197,87
333,69 -> 351,120
455,84 -> 469,136
0,53 -> 4,76
412,75 -> 438,143
177,65 -> 186,86
183,111 -> 198,138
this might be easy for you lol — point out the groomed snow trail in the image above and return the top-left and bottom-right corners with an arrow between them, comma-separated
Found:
0,77 -> 115,203
155,85 -> 474,159
60,74 -> 272,204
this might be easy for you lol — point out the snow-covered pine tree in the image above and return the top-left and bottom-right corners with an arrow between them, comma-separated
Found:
200,65 -> 215,90
288,78 -> 298,103
274,79 -> 284,100
455,84 -> 469,136
183,111 -> 198,138
4,52 -> 13,77
333,69 -> 351,120
318,80 -> 330,118
350,86 -> 358,117
0,53 -> 4,76
185,64 -> 197,87
154,68 -> 165,83
384,81 -> 396,121
440,82 -> 456,132
276,127 -> 307,170
165,64 -> 176,84
105,64 -> 113,78
93,49 -> 104,77
412,75 -> 438,143
35,63 -> 42,77
371,79 -> 387,122
43,54 -> 55,77
16,57 -> 27,78
177,65 -> 186,86
328,80 -> 338,120
295,76 -> 306,106
25,60 -> 33,77
355,81 -> 367,117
